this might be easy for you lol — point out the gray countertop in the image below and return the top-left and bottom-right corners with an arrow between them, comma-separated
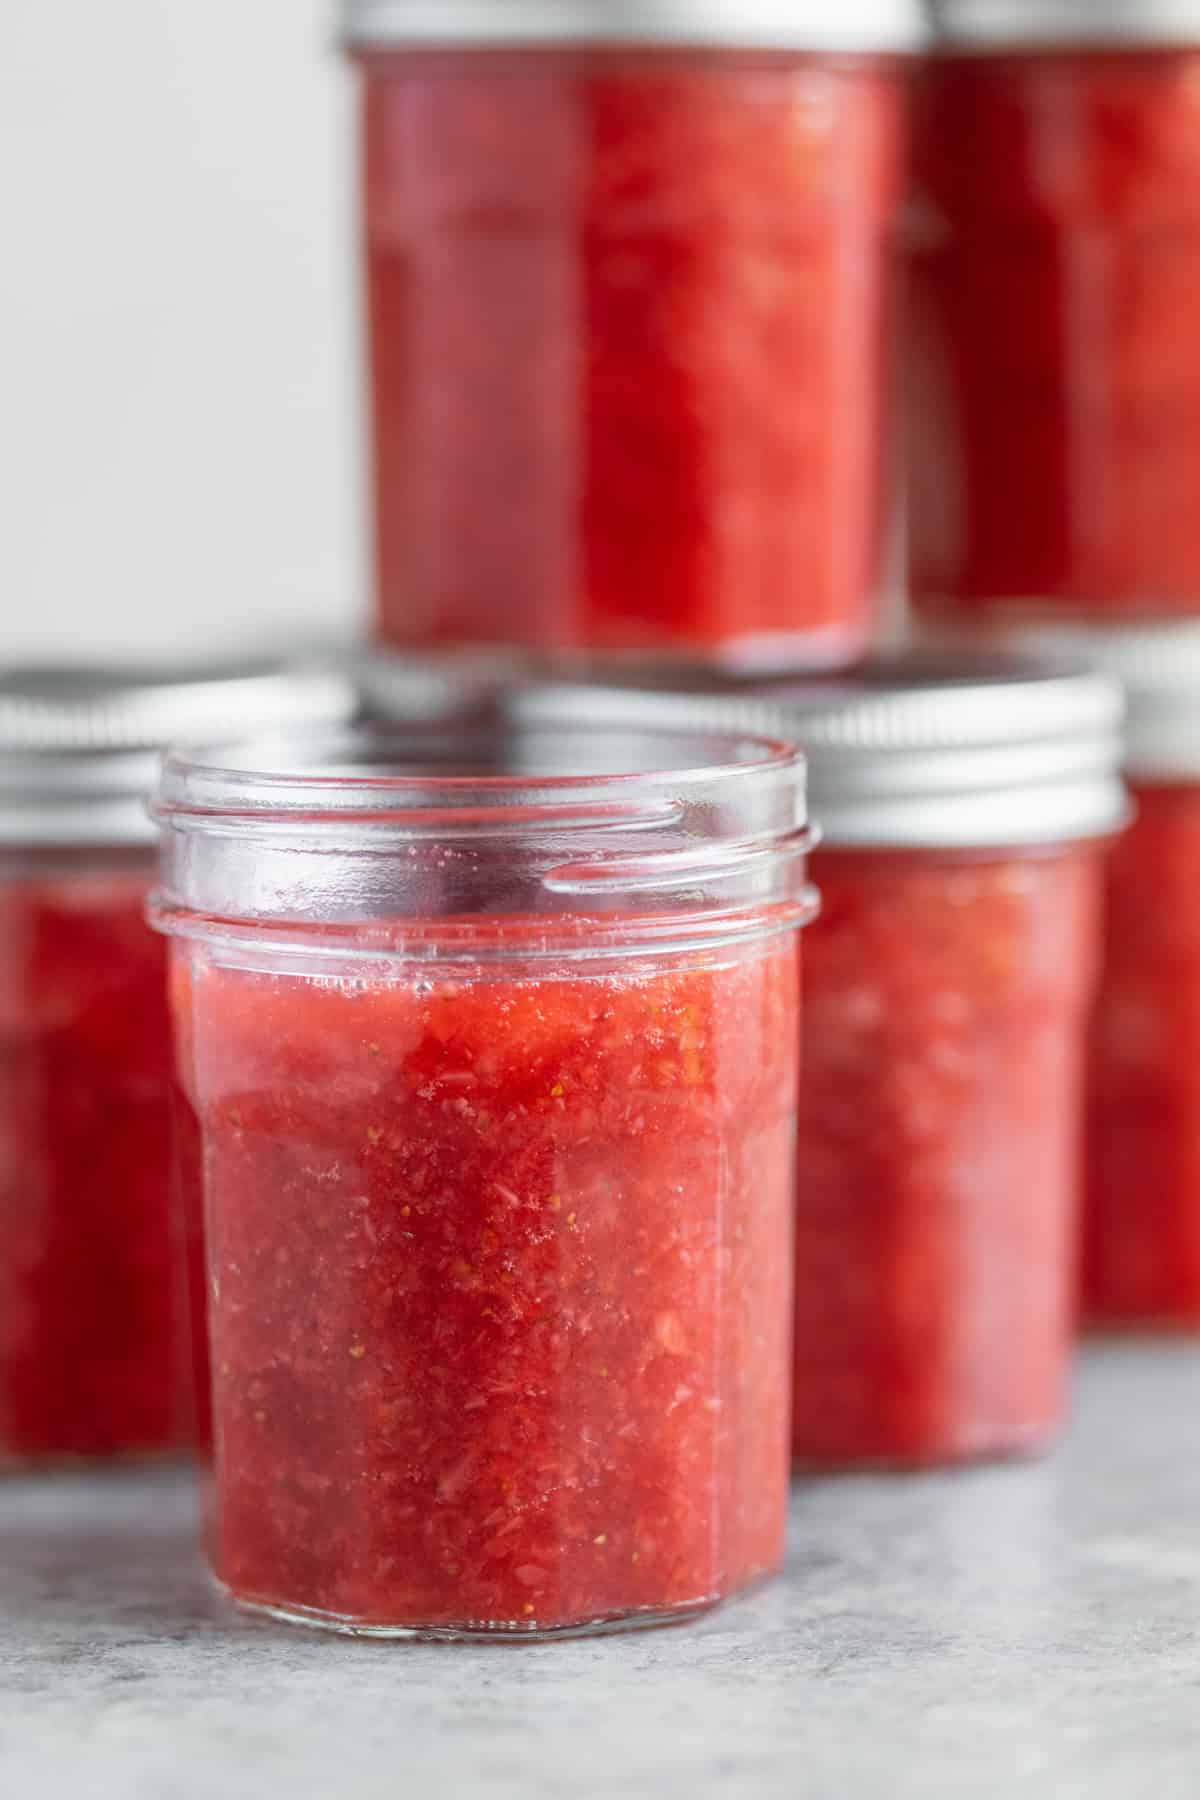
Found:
4,1342 -> 1200,1799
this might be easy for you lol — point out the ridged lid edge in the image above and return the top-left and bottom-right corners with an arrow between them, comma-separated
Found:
0,659 -> 359,848
510,656 -> 1129,848
342,0 -> 929,55
950,621 -> 1200,781
928,0 -> 1200,49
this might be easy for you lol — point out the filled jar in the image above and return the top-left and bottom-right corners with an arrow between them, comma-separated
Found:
516,657 -> 1127,1465
346,0 -> 921,666
908,1 -> 1200,622
0,662 -> 353,1466
999,624 -> 1200,1327
150,722 -> 813,1637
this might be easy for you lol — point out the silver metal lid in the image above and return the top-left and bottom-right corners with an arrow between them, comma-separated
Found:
0,659 -> 357,849
343,0 -> 928,54
929,0 -> 1200,48
355,649 -> 532,727
512,653 -> 1128,847
967,622 -> 1200,783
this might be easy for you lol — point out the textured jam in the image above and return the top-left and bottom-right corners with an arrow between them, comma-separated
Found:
174,931 -> 798,1634
1085,784 -> 1200,1325
0,866 -> 181,1462
908,52 -> 1200,617
362,51 -> 903,662
792,850 -> 1101,1467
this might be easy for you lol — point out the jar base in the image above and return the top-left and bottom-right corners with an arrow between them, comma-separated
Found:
791,1432 -> 1059,1474
1083,1317 -> 1200,1337
220,1581 -> 722,1642
372,626 -> 868,675
0,1445 -> 191,1476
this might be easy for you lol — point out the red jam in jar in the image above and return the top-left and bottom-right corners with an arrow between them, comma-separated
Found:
908,39 -> 1200,620
514,656 -> 1128,1465
0,859 -> 177,1461
795,847 -> 1103,1464
1039,622 -> 1200,1325
153,723 -> 811,1636
1086,782 -> 1200,1323
0,663 -> 354,1468
350,3 -> 919,664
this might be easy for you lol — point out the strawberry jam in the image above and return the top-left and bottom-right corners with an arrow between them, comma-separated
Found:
793,848 -> 1104,1466
909,49 -> 1200,620
0,860 -> 181,1462
359,48 -> 906,664
153,720 -> 810,1635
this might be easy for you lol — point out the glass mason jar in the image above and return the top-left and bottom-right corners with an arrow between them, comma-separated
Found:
149,723 -> 813,1638
0,663 -> 354,1468
515,656 -> 1128,1465
907,1 -> 1200,623
996,624 -> 1200,1326
345,0 -> 923,667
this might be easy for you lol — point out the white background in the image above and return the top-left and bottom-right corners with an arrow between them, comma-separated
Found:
0,0 -> 363,662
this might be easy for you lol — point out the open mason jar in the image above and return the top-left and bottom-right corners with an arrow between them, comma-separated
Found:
0,662 -> 353,1467
346,0 -> 922,666
149,723 -> 813,1638
516,657 -> 1128,1465
908,0 -> 1200,623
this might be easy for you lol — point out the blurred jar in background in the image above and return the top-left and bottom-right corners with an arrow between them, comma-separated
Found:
0,663 -> 352,1466
908,2 -> 1200,622
516,656 -> 1128,1467
345,0 -> 923,667
1003,626 -> 1200,1327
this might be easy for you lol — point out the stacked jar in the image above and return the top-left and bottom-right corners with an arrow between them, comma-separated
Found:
515,656 -> 1128,1464
965,625 -> 1200,1331
907,3 -> 1200,1341
0,663 -> 354,1467
345,0 -> 925,666
907,0 -> 1200,625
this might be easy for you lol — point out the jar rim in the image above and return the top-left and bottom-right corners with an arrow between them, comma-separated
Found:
154,721 -> 806,830
150,722 -> 813,956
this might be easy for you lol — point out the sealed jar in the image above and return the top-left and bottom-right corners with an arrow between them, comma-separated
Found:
0,663 -> 354,1467
908,1 -> 1200,622
517,657 -> 1127,1464
150,723 -> 812,1637
345,0 -> 923,666
1000,624 -> 1200,1326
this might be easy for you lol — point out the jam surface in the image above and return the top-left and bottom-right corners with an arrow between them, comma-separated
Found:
363,51 -> 903,662
792,850 -> 1100,1467
0,867 -> 181,1461
1085,784 -> 1200,1325
176,932 -> 798,1634
908,51 -> 1200,617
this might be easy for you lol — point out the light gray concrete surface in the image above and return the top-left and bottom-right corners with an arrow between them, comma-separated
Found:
3,1343 -> 1200,1799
